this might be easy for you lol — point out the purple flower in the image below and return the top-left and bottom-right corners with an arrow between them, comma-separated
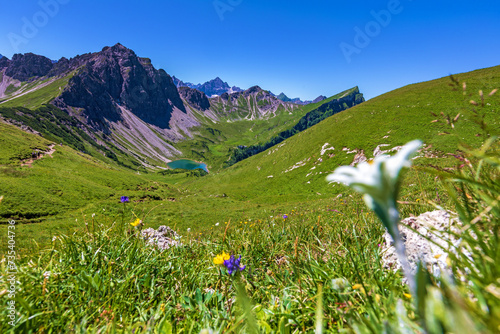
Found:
224,255 -> 246,275
121,196 -> 129,203
283,214 -> 288,219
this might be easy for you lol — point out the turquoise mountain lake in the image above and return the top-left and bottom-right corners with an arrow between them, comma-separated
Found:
167,159 -> 208,172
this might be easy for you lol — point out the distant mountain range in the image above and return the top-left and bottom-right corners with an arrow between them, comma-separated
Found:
276,92 -> 327,105
172,76 -> 323,105
173,76 -> 243,97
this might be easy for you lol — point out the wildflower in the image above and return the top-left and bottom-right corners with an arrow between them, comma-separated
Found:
213,251 -> 230,265
327,140 -> 422,293
120,196 -> 129,203
224,255 -> 246,275
403,293 -> 412,299
283,214 -> 288,219
215,223 -> 219,227
187,228 -> 191,232
130,218 -> 141,227
43,271 -> 51,279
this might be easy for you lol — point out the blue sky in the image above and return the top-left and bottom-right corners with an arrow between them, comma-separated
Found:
1,0 -> 499,100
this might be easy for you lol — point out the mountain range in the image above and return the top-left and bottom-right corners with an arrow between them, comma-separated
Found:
172,76 -> 243,97
172,76 -> 324,105
0,43 -> 364,169
276,92 -> 327,105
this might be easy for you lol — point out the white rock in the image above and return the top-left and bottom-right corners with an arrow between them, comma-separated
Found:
381,210 -> 470,278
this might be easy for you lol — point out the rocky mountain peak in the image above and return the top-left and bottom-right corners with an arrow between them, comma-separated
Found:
4,52 -> 54,81
277,92 -> 291,102
0,55 -> 10,68
53,43 -> 185,130
312,95 -> 327,103
245,85 -> 262,95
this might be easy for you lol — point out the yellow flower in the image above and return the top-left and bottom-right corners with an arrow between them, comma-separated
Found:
130,218 -> 141,227
213,252 -> 230,265
404,293 -> 412,299
352,284 -> 366,294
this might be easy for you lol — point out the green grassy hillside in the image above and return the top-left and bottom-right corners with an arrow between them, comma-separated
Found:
189,66 -> 499,201
0,122 -> 186,250
0,72 -> 75,108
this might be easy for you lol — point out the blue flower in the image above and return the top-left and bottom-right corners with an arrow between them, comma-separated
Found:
283,214 -> 288,219
224,255 -> 246,275
120,196 -> 130,203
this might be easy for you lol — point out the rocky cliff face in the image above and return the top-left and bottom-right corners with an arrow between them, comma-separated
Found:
178,86 -> 210,111
4,53 -> 53,81
0,56 -> 9,68
53,44 -> 186,130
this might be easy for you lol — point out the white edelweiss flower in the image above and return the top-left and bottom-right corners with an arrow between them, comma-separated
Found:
327,140 -> 422,293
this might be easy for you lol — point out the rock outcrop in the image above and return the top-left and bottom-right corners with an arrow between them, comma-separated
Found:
381,210 -> 469,278
179,86 -> 210,111
141,225 -> 182,250
4,53 -> 53,81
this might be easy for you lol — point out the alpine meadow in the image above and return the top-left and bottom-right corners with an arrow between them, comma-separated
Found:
0,1 -> 499,333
